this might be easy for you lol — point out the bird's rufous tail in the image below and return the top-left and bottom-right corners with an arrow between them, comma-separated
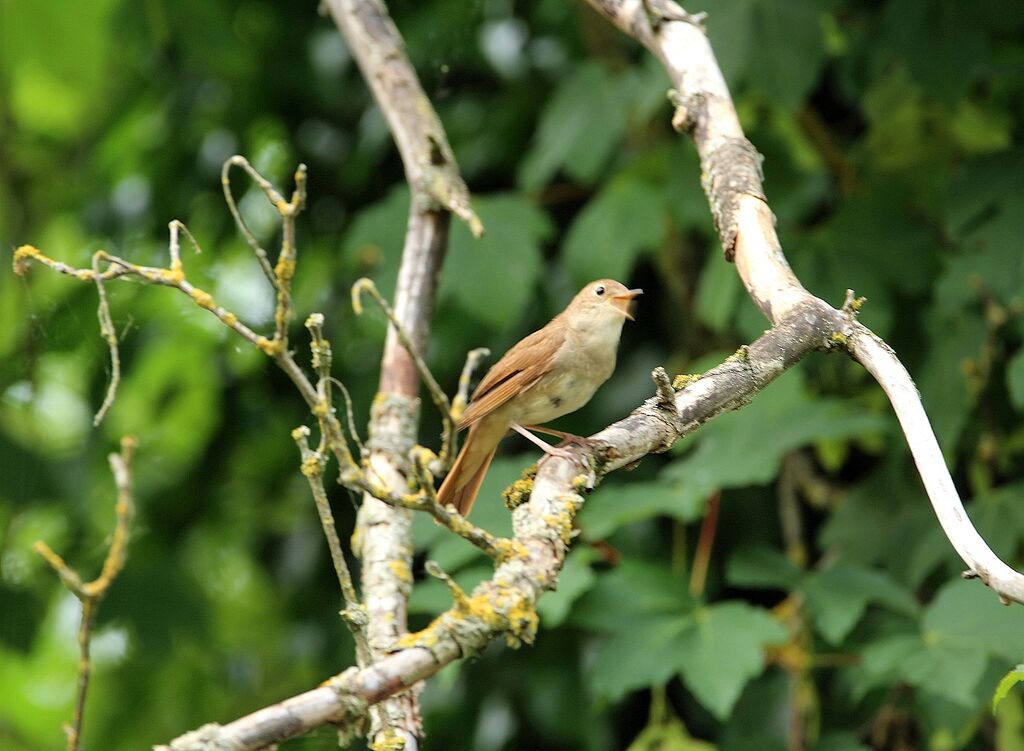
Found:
437,421 -> 500,516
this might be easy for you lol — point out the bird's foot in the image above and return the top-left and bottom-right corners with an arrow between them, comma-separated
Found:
523,425 -> 590,447
511,423 -> 592,469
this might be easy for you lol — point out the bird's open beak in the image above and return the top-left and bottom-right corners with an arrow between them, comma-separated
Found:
611,288 -> 643,320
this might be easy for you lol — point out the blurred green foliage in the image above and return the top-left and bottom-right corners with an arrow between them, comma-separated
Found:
2,0 -> 1024,749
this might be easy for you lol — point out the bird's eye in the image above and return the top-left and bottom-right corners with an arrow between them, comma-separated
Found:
595,285 -> 605,296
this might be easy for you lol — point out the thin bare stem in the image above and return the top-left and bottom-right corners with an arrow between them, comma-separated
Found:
221,156 -> 277,285
451,347 -> 490,423
353,278 -> 456,465
330,377 -> 366,457
34,435 -> 137,751
90,252 -> 120,426
689,490 -> 720,597
408,449 -> 516,561
293,426 -> 371,665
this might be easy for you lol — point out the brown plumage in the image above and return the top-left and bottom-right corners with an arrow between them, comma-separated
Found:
438,279 -> 641,515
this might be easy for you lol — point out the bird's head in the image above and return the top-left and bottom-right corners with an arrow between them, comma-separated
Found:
564,279 -> 643,334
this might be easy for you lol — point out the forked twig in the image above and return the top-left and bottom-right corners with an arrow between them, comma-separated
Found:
33,436 -> 137,751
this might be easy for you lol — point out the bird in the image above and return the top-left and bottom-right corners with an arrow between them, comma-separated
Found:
437,279 -> 642,516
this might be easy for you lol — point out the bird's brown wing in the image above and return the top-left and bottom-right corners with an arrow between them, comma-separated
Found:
457,326 -> 561,430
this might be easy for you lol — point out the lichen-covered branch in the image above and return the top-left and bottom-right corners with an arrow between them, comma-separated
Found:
35,435 -> 137,751
322,0 -> 482,745
157,309 -> 848,750
581,0 -> 1024,605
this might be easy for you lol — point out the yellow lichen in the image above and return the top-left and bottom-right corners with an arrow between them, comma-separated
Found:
492,539 -> 529,563
829,331 -> 848,347
300,456 -> 322,478
370,729 -> 406,751
388,559 -> 412,585
502,464 -> 538,510
672,373 -> 700,390
162,264 -> 185,283
221,311 -> 238,327
256,336 -> 284,357
190,288 -> 215,309
274,256 -> 296,282
543,508 -> 577,545
12,245 -> 41,275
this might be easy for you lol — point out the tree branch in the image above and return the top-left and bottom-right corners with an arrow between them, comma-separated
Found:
156,309 -> 846,750
35,435 -> 137,751
322,0 -> 482,745
580,0 -> 1024,605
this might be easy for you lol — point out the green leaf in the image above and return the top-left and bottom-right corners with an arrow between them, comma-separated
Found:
674,603 -> 787,719
912,309 -> 986,459
745,0 -> 825,110
563,174 -> 665,287
858,633 -> 988,707
857,580 -> 1024,707
1006,349 -> 1024,411
589,601 -> 785,718
590,614 -> 690,702
695,257 -> 744,334
992,664 -> 1024,715
664,371 -> 886,513
570,559 -> 692,633
342,185 -> 410,302
579,480 -> 703,539
1,0 -> 122,137
924,579 -> 1024,662
439,193 -> 553,329
518,61 -> 626,189
880,0 -> 989,104
725,545 -> 801,590
801,563 -> 917,645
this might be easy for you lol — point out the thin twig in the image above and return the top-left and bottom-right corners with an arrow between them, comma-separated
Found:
34,435 -> 137,751
352,277 -> 456,465
451,347 -> 490,423
221,156 -> 278,285
689,490 -> 720,596
90,251 -> 120,426
292,426 -> 371,665
408,448 -> 516,561
330,377 -> 366,457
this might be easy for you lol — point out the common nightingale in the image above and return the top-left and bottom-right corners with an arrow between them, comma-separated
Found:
438,279 -> 642,515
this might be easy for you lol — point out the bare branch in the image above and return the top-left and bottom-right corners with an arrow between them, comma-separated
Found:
322,0 -> 483,743
581,0 -> 1024,605
292,426 -> 372,663
35,435 -> 137,751
158,312 -> 839,749
89,251 -> 120,426
451,347 -> 490,424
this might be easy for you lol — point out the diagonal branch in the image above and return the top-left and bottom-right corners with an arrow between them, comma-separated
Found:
580,0 -> 1024,604
156,311 -> 841,750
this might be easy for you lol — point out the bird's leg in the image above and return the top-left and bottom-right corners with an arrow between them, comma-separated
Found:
524,424 -> 598,448
510,423 -> 577,460
523,425 -> 591,446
